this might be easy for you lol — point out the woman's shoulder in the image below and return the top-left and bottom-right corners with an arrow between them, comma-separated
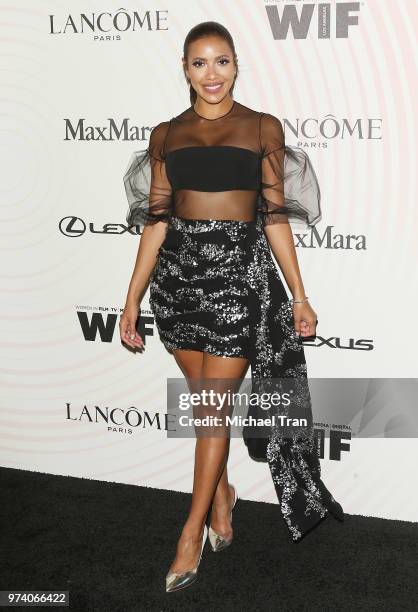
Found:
233,100 -> 259,116
150,119 -> 171,135
233,103 -> 283,144
260,113 -> 283,136
228,100 -> 266,123
147,120 -> 172,159
171,106 -> 193,123
234,100 -> 280,122
258,108 -> 282,126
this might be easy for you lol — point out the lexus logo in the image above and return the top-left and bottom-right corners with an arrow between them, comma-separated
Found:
59,216 -> 86,237
59,216 -> 140,236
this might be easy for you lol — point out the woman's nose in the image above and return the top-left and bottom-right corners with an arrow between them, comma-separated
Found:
205,65 -> 218,78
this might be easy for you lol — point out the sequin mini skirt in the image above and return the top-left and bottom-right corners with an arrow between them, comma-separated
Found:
149,216 -> 255,358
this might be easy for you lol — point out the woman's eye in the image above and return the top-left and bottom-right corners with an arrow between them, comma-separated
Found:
192,59 -> 230,68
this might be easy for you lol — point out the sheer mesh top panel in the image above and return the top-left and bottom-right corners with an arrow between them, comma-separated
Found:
163,102 -> 263,222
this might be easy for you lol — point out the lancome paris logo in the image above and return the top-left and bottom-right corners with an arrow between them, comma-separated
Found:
265,1 -> 361,40
66,401 -> 170,435
49,9 -> 168,40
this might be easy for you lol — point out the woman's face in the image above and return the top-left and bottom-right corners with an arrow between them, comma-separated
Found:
184,35 -> 236,104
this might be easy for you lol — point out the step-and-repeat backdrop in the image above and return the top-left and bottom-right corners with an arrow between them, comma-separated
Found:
1,1 -> 417,523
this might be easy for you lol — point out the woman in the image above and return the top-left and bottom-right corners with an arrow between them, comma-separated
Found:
120,22 -> 344,593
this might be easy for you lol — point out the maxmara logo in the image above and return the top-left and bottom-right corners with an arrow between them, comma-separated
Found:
63,116 -> 382,142
49,9 -> 168,38
294,226 -> 366,250
265,1 -> 361,40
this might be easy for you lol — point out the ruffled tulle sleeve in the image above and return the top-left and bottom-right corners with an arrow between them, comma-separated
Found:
123,120 -> 174,227
257,113 -> 321,227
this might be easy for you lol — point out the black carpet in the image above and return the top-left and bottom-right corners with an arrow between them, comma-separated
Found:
1,466 -> 417,612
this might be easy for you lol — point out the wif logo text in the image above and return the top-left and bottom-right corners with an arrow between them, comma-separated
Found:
77,309 -> 154,343
266,1 -> 361,39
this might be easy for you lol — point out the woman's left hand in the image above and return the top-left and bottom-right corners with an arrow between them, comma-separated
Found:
293,300 -> 318,338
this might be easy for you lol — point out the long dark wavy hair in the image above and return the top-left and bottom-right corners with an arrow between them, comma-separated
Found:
182,22 -> 239,105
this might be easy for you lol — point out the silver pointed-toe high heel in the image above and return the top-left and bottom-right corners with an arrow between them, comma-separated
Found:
165,524 -> 208,593
208,483 -> 238,552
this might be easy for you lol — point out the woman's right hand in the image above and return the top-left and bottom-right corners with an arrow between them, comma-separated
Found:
119,302 -> 144,350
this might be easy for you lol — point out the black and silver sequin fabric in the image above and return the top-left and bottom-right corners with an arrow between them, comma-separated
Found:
149,216 -> 252,358
241,216 -> 345,541
150,215 -> 344,542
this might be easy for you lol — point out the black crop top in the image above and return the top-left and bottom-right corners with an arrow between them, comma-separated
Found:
123,100 -> 321,228
166,145 -> 260,192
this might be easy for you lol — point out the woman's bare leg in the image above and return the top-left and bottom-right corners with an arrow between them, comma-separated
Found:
172,349 -> 248,530
202,356 -> 249,538
168,349 -> 249,573
209,459 -> 235,539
